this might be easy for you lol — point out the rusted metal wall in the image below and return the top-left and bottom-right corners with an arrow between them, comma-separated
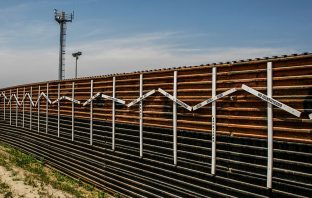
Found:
0,53 -> 312,197
1,53 -> 311,143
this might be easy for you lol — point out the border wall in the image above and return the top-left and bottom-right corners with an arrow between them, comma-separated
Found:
0,53 -> 311,197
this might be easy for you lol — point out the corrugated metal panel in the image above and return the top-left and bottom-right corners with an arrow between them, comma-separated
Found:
1,53 -> 310,143
0,53 -> 311,197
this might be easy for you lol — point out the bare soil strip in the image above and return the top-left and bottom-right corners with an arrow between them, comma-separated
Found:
0,143 -> 113,198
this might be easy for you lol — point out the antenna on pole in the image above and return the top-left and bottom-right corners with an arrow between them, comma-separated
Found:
54,9 -> 74,80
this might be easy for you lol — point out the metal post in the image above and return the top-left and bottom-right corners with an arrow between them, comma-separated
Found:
58,83 -> 60,137
46,83 -> 49,133
112,77 -> 116,150
75,57 -> 78,78
23,87 -> 25,128
30,86 -> 32,130
173,71 -> 177,165
38,85 -> 40,133
72,82 -> 75,141
211,67 -> 217,175
9,89 -> 11,125
267,62 -> 273,188
139,74 -> 143,158
90,80 -> 93,145
16,88 -> 18,127
3,91 -> 5,120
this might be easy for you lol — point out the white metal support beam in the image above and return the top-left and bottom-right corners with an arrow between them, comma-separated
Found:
9,89 -> 11,125
3,91 -> 6,120
173,71 -> 177,165
211,67 -> 217,175
112,77 -> 116,150
38,85 -> 40,133
90,80 -> 93,145
23,87 -> 25,128
16,88 -> 18,127
57,83 -> 60,137
1,92 -> 7,99
83,92 -> 101,106
72,82 -> 75,141
52,96 -> 80,104
127,90 -> 156,107
139,74 -> 143,158
102,94 -> 125,104
158,88 -> 192,111
8,94 -> 20,106
241,84 -> 301,117
30,87 -> 32,130
193,88 -> 237,111
22,93 -> 34,107
267,62 -> 273,189
35,92 -> 52,107
46,83 -> 49,134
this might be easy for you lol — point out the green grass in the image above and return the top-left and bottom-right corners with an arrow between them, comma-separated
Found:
0,143 -> 109,198
23,174 -> 38,188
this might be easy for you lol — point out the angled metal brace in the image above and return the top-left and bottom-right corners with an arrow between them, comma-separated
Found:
8,94 -> 21,106
7,95 -> 12,105
102,94 -> 125,105
1,92 -> 7,100
22,93 -> 35,107
34,92 -> 52,106
52,96 -> 81,105
52,96 -> 64,105
158,88 -> 192,111
241,84 -> 301,117
193,88 -> 237,111
83,92 -> 101,106
127,89 -> 156,107
64,96 -> 80,104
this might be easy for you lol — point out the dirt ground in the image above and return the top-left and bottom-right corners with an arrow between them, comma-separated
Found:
0,164 -> 75,198
0,143 -> 112,198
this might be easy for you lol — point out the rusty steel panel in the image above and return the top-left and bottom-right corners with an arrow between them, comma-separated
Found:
0,53 -> 311,143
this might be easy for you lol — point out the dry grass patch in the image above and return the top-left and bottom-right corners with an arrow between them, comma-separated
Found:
0,143 -> 112,198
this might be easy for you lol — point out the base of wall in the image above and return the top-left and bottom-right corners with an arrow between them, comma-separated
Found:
0,116 -> 311,197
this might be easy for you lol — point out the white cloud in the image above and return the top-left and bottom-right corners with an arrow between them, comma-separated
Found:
66,32 -> 293,77
0,31 -> 294,88
0,49 -> 58,88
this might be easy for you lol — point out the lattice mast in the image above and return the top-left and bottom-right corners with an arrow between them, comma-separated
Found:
54,9 -> 74,80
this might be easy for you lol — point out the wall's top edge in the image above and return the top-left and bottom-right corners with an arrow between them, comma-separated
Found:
1,52 -> 312,90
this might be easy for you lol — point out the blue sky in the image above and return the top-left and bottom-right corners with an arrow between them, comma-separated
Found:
0,0 -> 312,87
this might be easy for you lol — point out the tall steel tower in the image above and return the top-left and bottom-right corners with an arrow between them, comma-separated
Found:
54,9 -> 74,80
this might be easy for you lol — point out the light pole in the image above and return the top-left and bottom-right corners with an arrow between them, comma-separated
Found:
72,51 -> 82,78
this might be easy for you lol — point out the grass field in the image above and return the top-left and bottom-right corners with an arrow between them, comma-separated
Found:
0,142 -> 116,198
